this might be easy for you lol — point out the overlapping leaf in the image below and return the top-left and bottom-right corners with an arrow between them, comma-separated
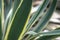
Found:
28,0 -> 57,40
26,0 -> 50,32
4,0 -> 12,18
34,0 -> 57,32
4,0 -> 32,40
0,0 -> 2,40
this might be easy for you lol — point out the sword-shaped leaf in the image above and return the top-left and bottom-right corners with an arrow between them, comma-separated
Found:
29,0 -> 57,39
0,0 -> 2,40
4,0 -> 32,40
26,0 -> 50,32
34,0 -> 57,33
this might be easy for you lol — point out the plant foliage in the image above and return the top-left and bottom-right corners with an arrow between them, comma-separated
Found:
0,0 -> 59,40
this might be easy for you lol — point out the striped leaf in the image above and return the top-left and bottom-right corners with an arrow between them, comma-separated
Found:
0,0 -> 4,40
5,0 -> 22,29
37,35 -> 60,40
0,0 -> 2,40
29,30 -> 60,40
4,0 -> 22,38
36,30 -> 60,40
4,0 -> 32,40
38,30 -> 60,37
34,0 -> 57,33
4,0 -> 12,18
26,0 -> 50,32
28,0 -> 57,39
3,0 -> 13,39
37,28 -> 60,40
25,30 -> 60,40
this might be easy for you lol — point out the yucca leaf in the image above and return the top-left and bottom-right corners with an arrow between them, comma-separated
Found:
4,0 -> 12,18
0,13 -> 2,40
0,0 -> 2,40
3,0 -> 13,39
4,0 -> 13,28
34,0 -> 57,33
0,0 -> 4,40
4,0 -> 32,40
26,30 -> 60,40
0,0 -> 2,8
13,0 -> 22,14
37,35 -> 60,40
38,30 -> 60,37
26,31 -> 37,35
5,0 -> 22,28
7,0 -> 23,26
37,28 -> 60,40
29,30 -> 60,40
26,0 -> 50,32
28,0 -> 57,40
4,0 -> 22,38
27,28 -> 60,40
3,0 -> 23,39
1,0 -> 4,31
35,30 -> 60,40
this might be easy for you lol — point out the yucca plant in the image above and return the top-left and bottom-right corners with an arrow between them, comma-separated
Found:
0,0 -> 60,40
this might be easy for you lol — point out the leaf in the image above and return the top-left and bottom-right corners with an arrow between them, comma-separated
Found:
5,0 -> 22,29
0,0 -> 4,40
26,0 -> 50,32
34,0 -> 57,33
26,31 -> 37,35
29,30 -> 60,40
5,0 -> 22,27
38,30 -> 60,37
4,0 -> 32,40
3,0 -> 13,39
37,35 -> 60,40
0,0 -> 2,40
36,30 -> 60,40
37,28 -> 60,40
4,0 -> 22,39
0,13 -> 2,40
4,0 -> 12,18
29,0 -> 57,39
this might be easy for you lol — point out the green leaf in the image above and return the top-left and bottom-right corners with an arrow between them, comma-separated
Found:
5,0 -> 22,29
38,30 -> 60,37
0,13 -> 2,40
29,30 -> 60,40
0,15 -> 2,40
4,0 -> 12,18
37,35 -> 60,40
28,0 -> 57,40
3,0 -> 23,39
3,0 -> 13,39
26,0 -> 50,32
37,28 -> 60,40
0,0 -> 4,40
34,0 -> 57,33
36,30 -> 60,40
0,0 -> 2,9
5,0 -> 22,27
13,0 -> 22,14
26,31 -> 37,35
4,0 -> 22,38
0,0 -> 2,40
4,0 -> 32,40
4,0 -> 22,39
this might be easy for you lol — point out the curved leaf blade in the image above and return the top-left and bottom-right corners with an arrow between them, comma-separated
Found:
26,0 -> 50,32
34,0 -> 57,33
0,0 -> 2,40
4,0 -> 32,40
